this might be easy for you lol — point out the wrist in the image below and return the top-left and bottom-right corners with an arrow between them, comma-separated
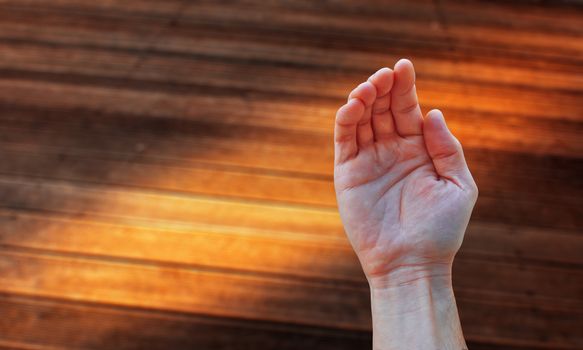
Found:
369,263 -> 455,321
367,261 -> 453,291
368,263 -> 467,349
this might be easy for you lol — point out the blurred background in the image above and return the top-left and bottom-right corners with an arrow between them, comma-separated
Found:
0,0 -> 581,349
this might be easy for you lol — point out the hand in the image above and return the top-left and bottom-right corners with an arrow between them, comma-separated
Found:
334,59 -> 478,288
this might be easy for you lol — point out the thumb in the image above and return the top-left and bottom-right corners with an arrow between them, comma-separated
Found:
423,109 -> 475,190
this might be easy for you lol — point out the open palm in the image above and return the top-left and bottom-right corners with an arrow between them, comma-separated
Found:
334,60 -> 478,285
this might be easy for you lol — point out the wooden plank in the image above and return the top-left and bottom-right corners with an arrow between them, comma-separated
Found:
0,147 -> 337,207
0,295 -> 371,350
0,177 -> 581,306
0,0 -> 187,16
0,42 -> 582,123
264,0 -> 583,38
0,144 -> 580,209
442,0 -> 583,36
0,2 -> 581,74
0,80 -> 581,161
178,2 -> 583,57
0,250 -> 373,330
447,22 -> 583,57
139,38 -> 583,92
0,131 -> 580,226
472,195 -> 581,230
183,1 -> 583,57
135,37 -> 583,92
461,222 -> 583,266
0,176 -> 343,238
0,113 -> 337,176
2,22 -> 583,93
0,2 -> 581,118
1,0 -> 581,60
0,209 -> 362,283
0,156 -> 580,232
1,295 -> 580,349
0,106 -> 578,193
7,0 -> 583,38
0,208 -> 581,284
0,136 -> 580,230
0,250 -> 581,341
0,341 -> 65,350
457,294 -> 583,349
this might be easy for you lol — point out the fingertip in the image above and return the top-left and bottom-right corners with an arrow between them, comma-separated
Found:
393,58 -> 416,94
348,81 -> 377,106
336,98 -> 365,123
347,97 -> 366,114
394,58 -> 414,76
368,67 -> 394,96
424,109 -> 461,155
369,67 -> 392,78
427,108 -> 443,118
424,109 -> 448,130
395,58 -> 413,69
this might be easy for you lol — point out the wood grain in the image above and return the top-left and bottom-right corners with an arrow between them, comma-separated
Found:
3,294 -> 579,350
0,78 -> 580,159
0,0 -> 581,348
0,249 -> 582,335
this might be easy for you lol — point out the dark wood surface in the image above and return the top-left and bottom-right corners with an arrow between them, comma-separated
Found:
0,0 -> 582,349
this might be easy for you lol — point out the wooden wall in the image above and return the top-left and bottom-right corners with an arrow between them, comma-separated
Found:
0,0 -> 581,349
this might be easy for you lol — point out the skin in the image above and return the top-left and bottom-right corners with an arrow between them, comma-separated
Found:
334,59 -> 478,349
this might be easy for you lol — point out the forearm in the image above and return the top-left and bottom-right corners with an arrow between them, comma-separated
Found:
369,264 -> 467,350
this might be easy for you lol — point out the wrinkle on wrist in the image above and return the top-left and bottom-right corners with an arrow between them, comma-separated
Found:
367,261 -> 453,291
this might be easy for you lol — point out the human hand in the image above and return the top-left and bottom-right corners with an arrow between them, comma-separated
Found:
334,59 -> 478,288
